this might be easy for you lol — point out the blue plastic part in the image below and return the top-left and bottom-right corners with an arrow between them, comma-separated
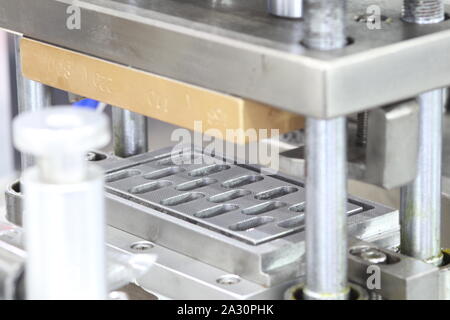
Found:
73,98 -> 99,110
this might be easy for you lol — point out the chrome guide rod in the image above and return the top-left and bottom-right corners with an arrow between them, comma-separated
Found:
13,35 -> 51,170
304,118 -> 349,300
400,0 -> 444,265
401,90 -> 444,265
267,0 -> 303,18
303,0 -> 349,300
112,107 -> 148,158
302,0 -> 346,51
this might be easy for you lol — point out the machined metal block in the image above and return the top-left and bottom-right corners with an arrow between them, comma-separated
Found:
365,100 -> 420,189
4,147 -> 399,287
1,0 -> 450,117
101,147 -> 398,286
348,238 -> 440,300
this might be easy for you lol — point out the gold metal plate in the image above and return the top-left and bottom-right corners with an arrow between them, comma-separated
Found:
20,38 -> 304,143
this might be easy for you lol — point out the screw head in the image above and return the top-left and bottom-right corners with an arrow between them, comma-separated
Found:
130,241 -> 154,252
216,275 -> 241,285
360,249 -> 387,264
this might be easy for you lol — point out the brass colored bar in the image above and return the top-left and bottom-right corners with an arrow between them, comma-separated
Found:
20,38 -> 304,144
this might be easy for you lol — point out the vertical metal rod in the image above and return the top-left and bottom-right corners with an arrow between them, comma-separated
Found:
303,0 -> 349,300
400,89 -> 443,265
267,0 -> 303,18
14,35 -> 51,170
112,107 -> 148,158
402,0 -> 444,24
303,0 -> 346,51
400,0 -> 444,266
304,117 -> 349,300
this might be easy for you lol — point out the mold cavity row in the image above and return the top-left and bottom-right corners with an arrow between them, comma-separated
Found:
254,186 -> 298,200
221,175 -> 264,188
160,192 -> 205,206
144,167 -> 185,180
129,180 -> 173,194
176,178 -> 217,191
208,189 -> 251,203
229,217 -> 274,232
105,166 -> 184,184
189,164 -> 231,177
241,201 -> 285,215
195,204 -> 239,219
105,169 -> 141,183
157,153 -> 200,166
278,214 -> 305,229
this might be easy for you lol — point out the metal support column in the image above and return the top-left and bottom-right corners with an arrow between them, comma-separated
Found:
303,0 -> 349,300
112,107 -> 148,158
401,90 -> 444,265
400,0 -> 444,265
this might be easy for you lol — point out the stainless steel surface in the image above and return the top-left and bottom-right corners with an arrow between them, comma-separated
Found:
401,89 -> 443,265
2,0 -> 450,117
107,226 -> 296,300
303,0 -> 346,50
403,0 -> 444,24
3,147 -> 399,287
112,107 -> 148,158
106,149 -> 358,247
267,0 -> 302,18
365,100 -> 420,189
348,238 -> 440,300
13,35 -> 51,170
304,117 -> 349,300
96,148 -> 397,287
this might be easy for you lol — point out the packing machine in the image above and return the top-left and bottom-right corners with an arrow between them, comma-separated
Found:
0,0 -> 449,300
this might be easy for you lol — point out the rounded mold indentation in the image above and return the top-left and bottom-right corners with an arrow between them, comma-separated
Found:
188,164 -> 231,177
194,204 -> 240,219
208,189 -> 251,203
129,180 -> 172,194
221,175 -> 264,188
175,178 -> 217,191
241,201 -> 286,215
160,192 -> 205,206
105,169 -> 141,183
254,186 -> 298,200
229,216 -> 275,232
144,167 -> 185,180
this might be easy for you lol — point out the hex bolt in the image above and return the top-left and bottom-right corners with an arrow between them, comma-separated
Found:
267,0 -> 303,18
13,107 -> 111,299
402,0 -> 444,24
